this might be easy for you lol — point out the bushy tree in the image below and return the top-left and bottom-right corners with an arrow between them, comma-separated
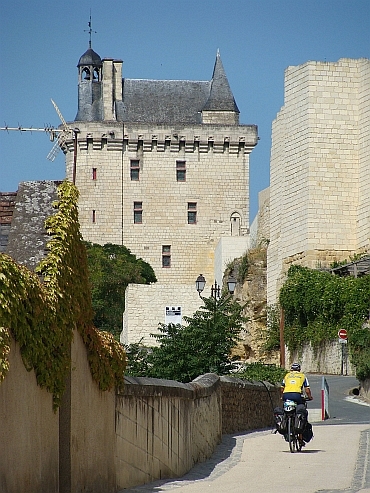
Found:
85,242 -> 156,339
143,294 -> 247,383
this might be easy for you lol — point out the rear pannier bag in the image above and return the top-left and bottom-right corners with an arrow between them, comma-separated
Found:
294,404 -> 307,433
273,407 -> 286,434
302,422 -> 314,443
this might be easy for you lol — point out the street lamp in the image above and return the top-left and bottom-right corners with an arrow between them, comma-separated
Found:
195,274 -> 236,298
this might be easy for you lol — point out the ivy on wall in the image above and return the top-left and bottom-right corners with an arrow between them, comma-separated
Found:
0,181 -> 126,407
279,265 -> 370,380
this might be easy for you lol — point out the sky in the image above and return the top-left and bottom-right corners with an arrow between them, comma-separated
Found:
0,0 -> 369,220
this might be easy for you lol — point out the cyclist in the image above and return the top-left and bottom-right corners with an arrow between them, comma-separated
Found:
281,363 -> 313,404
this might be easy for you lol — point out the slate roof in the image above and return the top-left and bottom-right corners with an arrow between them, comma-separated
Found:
202,51 -> 239,113
116,79 -> 210,124
5,181 -> 61,271
78,48 -> 102,67
116,51 -> 239,124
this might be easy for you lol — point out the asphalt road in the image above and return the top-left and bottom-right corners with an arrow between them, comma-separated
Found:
307,374 -> 370,425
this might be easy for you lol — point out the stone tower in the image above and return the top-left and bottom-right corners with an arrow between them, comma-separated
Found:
63,45 -> 258,344
268,58 -> 370,304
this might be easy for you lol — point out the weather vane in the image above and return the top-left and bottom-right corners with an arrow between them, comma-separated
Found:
84,11 -> 96,49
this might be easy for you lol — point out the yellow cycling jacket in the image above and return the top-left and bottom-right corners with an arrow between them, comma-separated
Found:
282,371 -> 309,393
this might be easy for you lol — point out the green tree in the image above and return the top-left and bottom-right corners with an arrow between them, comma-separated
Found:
144,294 -> 247,383
85,242 -> 156,339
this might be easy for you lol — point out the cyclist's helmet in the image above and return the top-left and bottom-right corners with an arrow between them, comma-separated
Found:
291,362 -> 301,371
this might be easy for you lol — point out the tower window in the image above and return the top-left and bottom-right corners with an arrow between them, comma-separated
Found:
92,168 -> 97,180
134,202 -> 142,224
187,202 -> 197,224
162,245 -> 171,268
92,210 -> 96,223
130,160 -> 140,181
176,160 -> 186,182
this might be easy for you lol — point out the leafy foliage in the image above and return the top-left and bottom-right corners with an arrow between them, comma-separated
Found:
237,362 -> 286,385
143,294 -> 247,383
85,242 -> 156,339
124,339 -> 152,377
0,181 -> 126,406
279,265 -> 370,380
263,304 -> 281,352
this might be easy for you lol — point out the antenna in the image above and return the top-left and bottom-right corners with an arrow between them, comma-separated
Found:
84,11 -> 96,49
1,99 -> 79,183
46,99 -> 72,162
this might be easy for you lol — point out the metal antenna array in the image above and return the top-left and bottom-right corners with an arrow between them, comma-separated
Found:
46,99 -> 72,161
1,99 -> 73,162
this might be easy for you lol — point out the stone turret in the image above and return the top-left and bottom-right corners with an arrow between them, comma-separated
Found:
202,51 -> 240,125
75,46 -> 103,121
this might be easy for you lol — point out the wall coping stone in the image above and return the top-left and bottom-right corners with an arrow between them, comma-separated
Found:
121,373 -> 220,399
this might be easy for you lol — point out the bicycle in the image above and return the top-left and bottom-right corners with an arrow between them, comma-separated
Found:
283,399 -> 305,453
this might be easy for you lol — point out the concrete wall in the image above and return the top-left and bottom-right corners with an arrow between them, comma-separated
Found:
0,338 -> 59,493
1,334 -> 280,492
115,374 -> 280,490
60,330 -> 116,493
116,374 -> 222,489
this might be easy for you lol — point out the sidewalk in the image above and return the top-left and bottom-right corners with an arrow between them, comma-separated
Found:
122,423 -> 370,493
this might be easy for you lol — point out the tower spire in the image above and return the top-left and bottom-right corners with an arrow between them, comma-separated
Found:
84,11 -> 96,49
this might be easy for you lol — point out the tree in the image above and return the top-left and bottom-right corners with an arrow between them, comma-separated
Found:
144,294 -> 247,382
85,242 -> 156,339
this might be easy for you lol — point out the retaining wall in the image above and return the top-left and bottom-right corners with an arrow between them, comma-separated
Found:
0,333 -> 280,492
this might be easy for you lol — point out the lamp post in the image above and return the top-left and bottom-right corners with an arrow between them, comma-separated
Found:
195,274 -> 236,298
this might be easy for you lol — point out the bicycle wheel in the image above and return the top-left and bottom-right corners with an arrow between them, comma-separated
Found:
288,416 -> 296,453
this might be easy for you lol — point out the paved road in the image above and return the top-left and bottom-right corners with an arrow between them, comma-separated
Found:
121,375 -> 370,493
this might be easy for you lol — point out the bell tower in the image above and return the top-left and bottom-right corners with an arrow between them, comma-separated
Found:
75,17 -> 103,121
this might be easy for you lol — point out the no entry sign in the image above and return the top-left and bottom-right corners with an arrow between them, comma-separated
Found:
338,329 -> 348,340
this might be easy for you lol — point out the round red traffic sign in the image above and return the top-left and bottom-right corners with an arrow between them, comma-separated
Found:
338,329 -> 348,340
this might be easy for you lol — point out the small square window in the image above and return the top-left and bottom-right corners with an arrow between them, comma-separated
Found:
134,201 -> 142,224
162,245 -> 171,268
130,160 -> 140,181
188,202 -> 197,224
176,161 -> 186,182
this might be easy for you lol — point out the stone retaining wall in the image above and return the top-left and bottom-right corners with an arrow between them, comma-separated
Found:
1,333 -> 280,492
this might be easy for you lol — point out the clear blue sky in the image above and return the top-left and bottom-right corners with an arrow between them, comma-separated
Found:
0,0 -> 369,220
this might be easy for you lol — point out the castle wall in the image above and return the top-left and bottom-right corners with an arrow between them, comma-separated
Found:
65,123 -> 257,287
122,283 -> 202,346
268,58 -> 370,304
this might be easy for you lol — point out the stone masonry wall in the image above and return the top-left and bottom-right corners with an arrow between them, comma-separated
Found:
116,374 -> 222,489
220,377 -> 280,434
268,58 -> 370,304
64,122 -> 257,286
1,335 -> 281,492
0,191 -> 17,253
122,283 -> 203,346
287,341 -> 355,376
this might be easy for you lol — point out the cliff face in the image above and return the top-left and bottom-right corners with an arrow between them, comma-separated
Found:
228,246 -> 279,364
